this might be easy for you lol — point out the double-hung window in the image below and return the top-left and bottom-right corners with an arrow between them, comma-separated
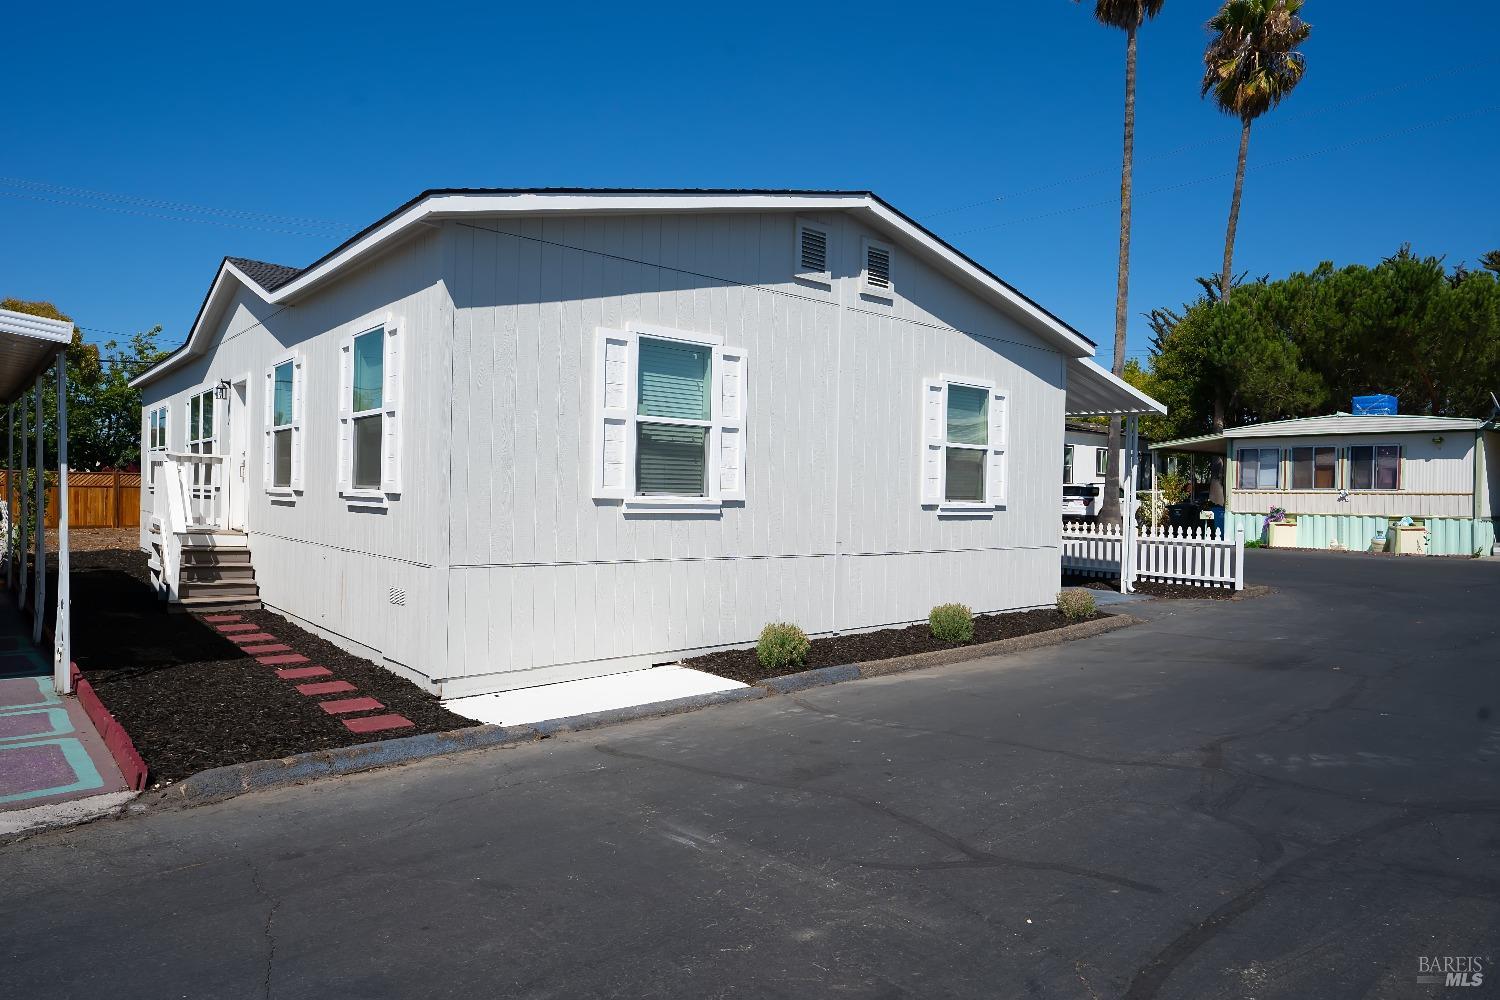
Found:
1236,448 -> 1281,490
338,322 -> 402,498
1290,446 -> 1337,490
186,389 -> 216,501
1095,447 -> 1109,478
1349,444 -> 1400,490
920,377 -> 1008,511
264,355 -> 304,492
145,405 -> 168,491
1063,445 -> 1074,485
592,324 -> 748,509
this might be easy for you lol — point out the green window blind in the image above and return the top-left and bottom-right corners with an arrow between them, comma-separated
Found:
353,330 -> 384,413
946,385 -> 988,445
638,338 -> 711,420
273,361 -> 294,427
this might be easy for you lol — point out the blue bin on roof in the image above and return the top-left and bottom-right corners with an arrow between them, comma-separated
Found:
1352,394 -> 1398,416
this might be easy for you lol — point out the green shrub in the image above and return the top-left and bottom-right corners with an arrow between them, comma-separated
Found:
928,603 -> 974,643
756,622 -> 810,670
1056,588 -> 1096,622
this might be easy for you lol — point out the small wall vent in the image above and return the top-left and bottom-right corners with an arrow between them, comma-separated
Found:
862,237 -> 893,296
388,587 -> 407,607
796,221 -> 829,279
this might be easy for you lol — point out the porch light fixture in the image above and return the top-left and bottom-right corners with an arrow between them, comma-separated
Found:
214,379 -> 231,400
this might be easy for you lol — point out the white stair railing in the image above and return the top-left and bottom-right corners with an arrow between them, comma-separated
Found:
151,452 -> 226,602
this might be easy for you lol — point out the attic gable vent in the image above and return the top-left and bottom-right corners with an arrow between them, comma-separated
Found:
865,243 -> 891,292
796,221 -> 830,280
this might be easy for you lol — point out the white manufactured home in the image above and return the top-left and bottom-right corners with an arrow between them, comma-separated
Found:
133,189 -> 1160,697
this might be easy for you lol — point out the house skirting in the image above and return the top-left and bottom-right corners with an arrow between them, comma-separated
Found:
1228,512 -> 1497,556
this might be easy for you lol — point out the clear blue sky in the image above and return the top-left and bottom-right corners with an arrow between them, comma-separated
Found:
5,1 -> 1497,369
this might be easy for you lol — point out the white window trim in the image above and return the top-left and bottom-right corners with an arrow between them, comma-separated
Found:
264,352 -> 303,496
338,320 -> 403,504
625,323 -> 724,514
591,323 -> 747,515
860,236 -> 894,299
1063,443 -> 1074,485
145,405 -> 169,492
923,374 -> 1008,516
794,218 -> 832,285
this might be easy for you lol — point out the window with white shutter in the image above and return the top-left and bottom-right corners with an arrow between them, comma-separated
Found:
794,220 -> 831,284
921,376 -> 1008,513
592,324 -> 747,511
339,321 -> 402,500
861,237 -> 893,297
264,354 -> 303,493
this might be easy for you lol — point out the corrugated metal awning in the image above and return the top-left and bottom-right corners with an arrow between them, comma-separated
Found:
1065,358 -> 1166,416
0,308 -> 72,406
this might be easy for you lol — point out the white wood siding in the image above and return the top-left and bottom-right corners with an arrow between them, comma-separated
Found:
444,212 -> 1067,694
1227,432 -> 1476,517
137,232 -> 452,678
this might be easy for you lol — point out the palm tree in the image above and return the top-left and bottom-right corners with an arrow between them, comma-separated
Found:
1202,0 -> 1312,302
1076,0 -> 1167,524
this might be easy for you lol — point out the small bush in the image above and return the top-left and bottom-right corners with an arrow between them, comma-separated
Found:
756,622 -> 810,670
1056,588 -> 1096,622
928,603 -> 974,643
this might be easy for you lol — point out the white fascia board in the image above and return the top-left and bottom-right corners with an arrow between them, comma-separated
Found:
858,200 -> 1095,358
128,260 -> 274,389
0,308 -> 73,344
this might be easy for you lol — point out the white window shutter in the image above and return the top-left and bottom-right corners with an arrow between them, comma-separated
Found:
337,336 -> 353,494
986,388 -> 1008,506
380,323 -> 402,494
921,379 -> 945,506
715,345 -> 748,501
263,368 -> 274,490
290,355 -> 306,492
593,328 -> 634,499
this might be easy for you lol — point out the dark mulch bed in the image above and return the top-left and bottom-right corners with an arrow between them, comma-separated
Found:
685,608 -> 1102,685
1062,573 -> 1235,601
44,549 -> 475,784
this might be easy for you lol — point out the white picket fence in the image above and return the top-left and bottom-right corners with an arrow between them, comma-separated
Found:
1063,521 -> 1246,591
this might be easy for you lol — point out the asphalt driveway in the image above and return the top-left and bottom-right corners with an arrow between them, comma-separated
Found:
3,550 -> 1497,999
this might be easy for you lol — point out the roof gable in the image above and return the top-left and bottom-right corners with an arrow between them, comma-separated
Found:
133,189 -> 1099,388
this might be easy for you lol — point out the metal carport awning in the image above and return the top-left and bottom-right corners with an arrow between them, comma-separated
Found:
1,307 -> 75,693
1064,358 -> 1167,595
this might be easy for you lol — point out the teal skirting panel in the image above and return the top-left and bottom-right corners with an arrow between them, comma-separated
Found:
1229,511 -> 1497,555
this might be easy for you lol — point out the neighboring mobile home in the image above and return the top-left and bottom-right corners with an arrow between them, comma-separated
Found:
132,189 -> 1160,697
1063,421 -> 1152,490
1152,413 -> 1500,555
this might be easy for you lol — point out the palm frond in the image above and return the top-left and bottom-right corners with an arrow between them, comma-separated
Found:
1075,0 -> 1168,31
1201,0 -> 1312,120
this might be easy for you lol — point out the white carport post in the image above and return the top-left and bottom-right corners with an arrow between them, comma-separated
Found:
18,387 -> 29,611
1121,414 -> 1140,594
53,359 -> 71,694
5,403 -> 12,589
32,375 -> 45,645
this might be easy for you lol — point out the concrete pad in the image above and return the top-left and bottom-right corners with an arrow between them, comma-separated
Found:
444,666 -> 748,727
0,790 -> 137,839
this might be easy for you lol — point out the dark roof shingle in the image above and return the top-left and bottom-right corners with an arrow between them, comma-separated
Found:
227,257 -> 303,292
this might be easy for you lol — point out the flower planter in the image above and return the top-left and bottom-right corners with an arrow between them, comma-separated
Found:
1267,520 -> 1299,548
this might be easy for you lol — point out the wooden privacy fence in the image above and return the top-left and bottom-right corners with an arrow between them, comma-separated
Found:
1063,521 -> 1246,590
0,470 -> 141,529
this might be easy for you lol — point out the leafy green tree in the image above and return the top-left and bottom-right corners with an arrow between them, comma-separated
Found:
1480,249 -> 1500,276
1,298 -> 165,470
1076,0 -> 1168,523
1202,0 -> 1311,301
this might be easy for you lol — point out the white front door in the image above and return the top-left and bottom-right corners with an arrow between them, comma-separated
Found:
226,380 -> 249,531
